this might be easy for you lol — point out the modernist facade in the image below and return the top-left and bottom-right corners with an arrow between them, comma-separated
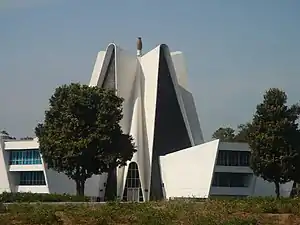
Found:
0,40 -> 294,200
0,137 -> 107,198
160,141 -> 292,199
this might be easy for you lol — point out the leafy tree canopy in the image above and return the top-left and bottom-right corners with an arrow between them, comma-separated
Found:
212,127 -> 235,142
234,123 -> 251,143
0,130 -> 9,136
247,88 -> 300,198
212,124 -> 250,143
36,83 -> 136,195
0,130 -> 16,140
20,137 -> 34,140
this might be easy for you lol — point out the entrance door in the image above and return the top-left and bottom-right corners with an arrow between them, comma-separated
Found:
123,162 -> 144,202
127,188 -> 140,202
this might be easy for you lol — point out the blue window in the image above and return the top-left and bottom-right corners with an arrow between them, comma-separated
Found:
9,149 -> 42,165
19,171 -> 46,185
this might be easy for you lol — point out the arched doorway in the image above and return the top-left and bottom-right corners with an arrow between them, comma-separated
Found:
123,162 -> 143,202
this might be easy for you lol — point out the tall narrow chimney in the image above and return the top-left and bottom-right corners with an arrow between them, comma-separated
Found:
137,37 -> 142,56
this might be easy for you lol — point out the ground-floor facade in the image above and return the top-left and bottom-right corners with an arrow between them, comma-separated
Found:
0,138 -> 293,201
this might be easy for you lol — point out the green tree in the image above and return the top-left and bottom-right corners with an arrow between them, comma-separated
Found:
20,137 -> 34,140
0,130 -> 9,136
0,130 -> 16,140
234,123 -> 251,143
247,88 -> 300,198
35,83 -> 136,196
212,127 -> 235,142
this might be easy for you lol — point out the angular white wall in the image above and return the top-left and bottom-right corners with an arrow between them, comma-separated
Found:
0,138 -> 13,193
252,177 -> 293,198
160,140 -> 219,199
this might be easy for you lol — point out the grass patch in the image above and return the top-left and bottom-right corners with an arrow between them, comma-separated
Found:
1,198 -> 300,224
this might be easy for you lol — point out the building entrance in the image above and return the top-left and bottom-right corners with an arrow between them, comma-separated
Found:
123,162 -> 143,202
127,187 -> 140,202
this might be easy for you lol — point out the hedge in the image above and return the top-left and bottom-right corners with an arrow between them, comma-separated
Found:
0,192 -> 90,203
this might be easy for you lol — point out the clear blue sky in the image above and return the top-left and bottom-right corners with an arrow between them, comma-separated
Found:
0,0 -> 300,140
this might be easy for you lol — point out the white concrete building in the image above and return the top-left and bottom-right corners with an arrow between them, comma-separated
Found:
0,137 -> 107,198
161,141 -> 293,199
0,39 -> 293,200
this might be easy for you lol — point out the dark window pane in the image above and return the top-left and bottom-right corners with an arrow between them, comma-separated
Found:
19,171 -> 46,186
211,172 -> 251,187
216,151 -> 250,167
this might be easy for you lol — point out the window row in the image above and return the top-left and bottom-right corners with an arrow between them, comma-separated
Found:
212,172 -> 251,187
19,171 -> 46,186
9,150 -> 42,165
216,150 -> 250,167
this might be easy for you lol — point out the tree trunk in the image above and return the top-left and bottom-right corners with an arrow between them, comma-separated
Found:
76,180 -> 85,196
274,182 -> 280,199
104,168 -> 117,201
290,181 -> 297,197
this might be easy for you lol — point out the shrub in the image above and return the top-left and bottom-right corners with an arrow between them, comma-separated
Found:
0,202 -> 7,213
0,192 -> 90,203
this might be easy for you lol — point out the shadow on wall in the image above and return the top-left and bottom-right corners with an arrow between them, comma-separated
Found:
179,86 -> 204,145
150,47 -> 193,200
